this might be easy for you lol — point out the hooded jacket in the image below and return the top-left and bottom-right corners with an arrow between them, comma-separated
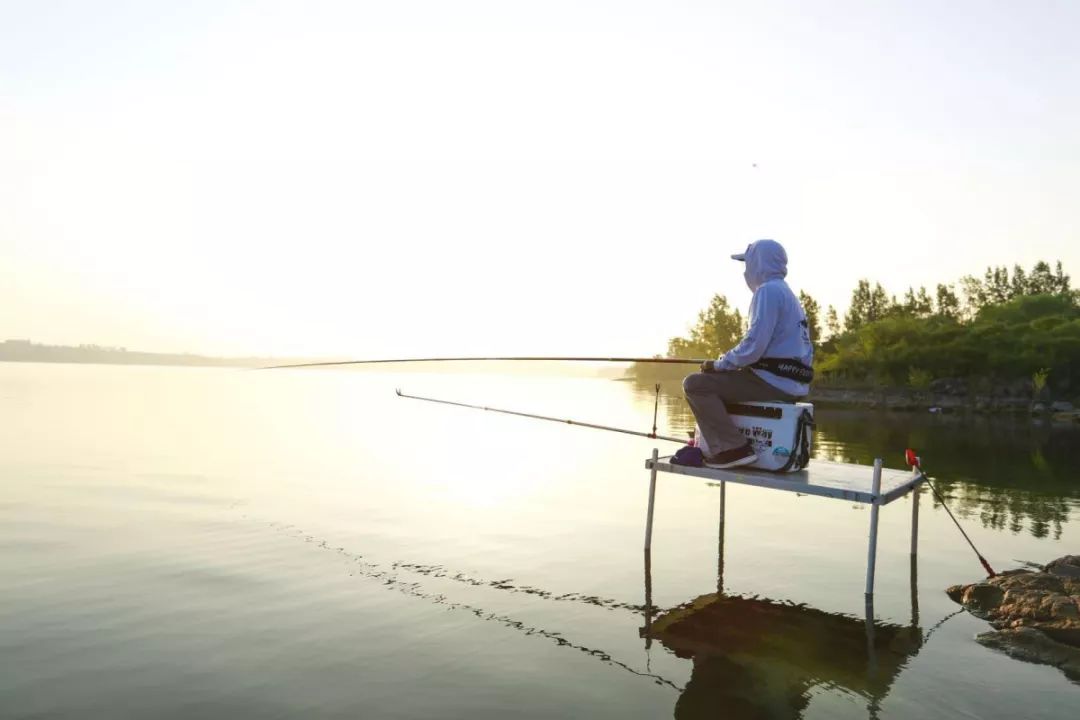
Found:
716,239 -> 814,396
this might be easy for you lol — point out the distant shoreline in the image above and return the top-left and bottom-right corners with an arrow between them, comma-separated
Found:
0,339 -> 282,369
0,357 -> 261,369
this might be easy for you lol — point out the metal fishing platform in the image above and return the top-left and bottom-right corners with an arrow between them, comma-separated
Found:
643,450 -> 925,599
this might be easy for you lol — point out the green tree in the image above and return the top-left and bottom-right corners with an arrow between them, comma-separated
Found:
1011,265 -> 1028,297
935,283 -> 961,319
825,305 -> 842,340
845,280 -> 870,330
666,294 -> 744,359
915,286 -> 933,316
818,293 -> 1080,388
799,291 -> 821,348
845,280 -> 891,330
1052,261 -> 1071,295
960,274 -> 988,317
900,286 -> 933,317
871,284 -> 891,320
985,266 -> 1013,304
1029,261 -> 1056,295
960,260 -> 1073,314
655,258 -> 1077,389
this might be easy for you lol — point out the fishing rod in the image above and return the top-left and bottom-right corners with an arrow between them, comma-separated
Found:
905,449 -> 997,578
395,388 -> 687,444
261,356 -> 706,371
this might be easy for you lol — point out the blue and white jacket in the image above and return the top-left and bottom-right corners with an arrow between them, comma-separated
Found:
714,239 -> 814,397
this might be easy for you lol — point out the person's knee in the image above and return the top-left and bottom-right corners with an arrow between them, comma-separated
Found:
684,371 -> 736,396
683,372 -> 707,394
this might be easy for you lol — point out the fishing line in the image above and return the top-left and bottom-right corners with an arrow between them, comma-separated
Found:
244,514 -> 684,691
919,608 -> 966,645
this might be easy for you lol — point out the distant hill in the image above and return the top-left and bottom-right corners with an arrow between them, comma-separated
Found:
0,339 -> 284,368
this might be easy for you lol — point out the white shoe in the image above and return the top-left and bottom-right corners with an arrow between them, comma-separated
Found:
703,443 -> 758,469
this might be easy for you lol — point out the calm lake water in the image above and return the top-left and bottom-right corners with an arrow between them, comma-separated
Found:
2,363 -> 1078,719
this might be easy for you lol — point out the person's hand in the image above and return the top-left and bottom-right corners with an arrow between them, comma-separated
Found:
700,360 -> 716,373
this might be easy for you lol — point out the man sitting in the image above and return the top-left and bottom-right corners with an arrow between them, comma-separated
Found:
683,239 -> 814,468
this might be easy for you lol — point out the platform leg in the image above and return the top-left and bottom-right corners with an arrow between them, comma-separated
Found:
864,594 -> 877,666
642,549 -> 653,649
864,594 -> 881,720
644,448 -> 659,552
909,553 -> 920,629
864,459 -> 883,600
717,480 -> 726,593
910,483 -> 920,627
910,481 -> 920,558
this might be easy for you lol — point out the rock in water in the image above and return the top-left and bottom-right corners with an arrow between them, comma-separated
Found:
960,583 -> 1004,618
977,629 -> 1080,682
945,584 -> 965,603
948,555 -> 1080,683
1046,555 -> 1080,580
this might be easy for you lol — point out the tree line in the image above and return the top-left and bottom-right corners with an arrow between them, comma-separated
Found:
650,259 -> 1078,391
824,260 -> 1072,336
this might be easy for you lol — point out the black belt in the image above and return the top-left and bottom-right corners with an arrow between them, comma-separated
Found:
750,357 -> 814,383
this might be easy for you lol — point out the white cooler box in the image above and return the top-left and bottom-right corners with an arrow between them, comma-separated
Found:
695,401 -> 814,472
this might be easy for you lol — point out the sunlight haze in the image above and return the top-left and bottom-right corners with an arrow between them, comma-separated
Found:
3,0 -> 1078,358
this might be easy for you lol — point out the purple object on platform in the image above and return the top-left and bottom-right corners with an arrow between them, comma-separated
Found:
670,446 -> 705,467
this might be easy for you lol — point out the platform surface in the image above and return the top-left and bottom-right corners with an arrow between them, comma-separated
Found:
646,456 -> 922,505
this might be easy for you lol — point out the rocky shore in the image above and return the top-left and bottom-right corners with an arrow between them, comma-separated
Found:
947,556 -> 1080,681
811,379 -> 1078,417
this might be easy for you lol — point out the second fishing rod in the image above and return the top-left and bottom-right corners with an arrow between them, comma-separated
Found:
395,385 -> 687,444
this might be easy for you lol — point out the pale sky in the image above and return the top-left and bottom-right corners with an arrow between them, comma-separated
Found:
2,0 -> 1078,358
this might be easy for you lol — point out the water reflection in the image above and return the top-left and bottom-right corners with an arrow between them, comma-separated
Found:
812,410 -> 1079,541
640,504 -> 924,720
635,383 -> 1080,538
643,590 -> 922,719
260,508 -> 927,720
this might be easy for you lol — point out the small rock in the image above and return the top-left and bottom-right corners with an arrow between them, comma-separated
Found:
1046,555 -> 1080,580
1051,597 -> 1079,620
961,583 -> 1005,617
948,555 -> 1080,682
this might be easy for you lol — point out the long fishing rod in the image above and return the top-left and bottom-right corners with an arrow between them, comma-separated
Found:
261,356 -> 706,371
395,388 -> 687,444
